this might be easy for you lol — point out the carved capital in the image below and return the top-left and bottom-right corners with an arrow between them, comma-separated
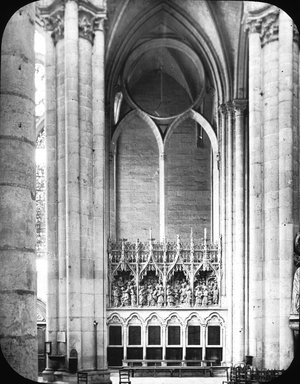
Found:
233,99 -> 248,114
245,19 -> 262,34
293,24 -> 300,44
245,7 -> 279,46
225,101 -> 234,114
218,103 -> 227,115
93,16 -> 105,31
43,12 -> 64,44
260,10 -> 279,46
79,13 -> 94,42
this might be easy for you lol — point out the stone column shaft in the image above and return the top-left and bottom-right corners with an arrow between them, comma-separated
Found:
248,28 -> 264,367
263,33 -> 280,369
45,29 -> 59,367
232,100 -> 247,363
0,4 -> 37,380
92,17 -> 107,369
278,12 -> 295,369
225,104 -> 233,364
79,35 -> 94,369
56,35 -> 68,358
159,152 -> 166,241
64,0 -> 81,360
219,105 -> 226,295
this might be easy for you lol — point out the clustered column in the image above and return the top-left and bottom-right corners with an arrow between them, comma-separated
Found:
0,4 -> 37,380
39,0 -> 109,379
246,5 -> 299,369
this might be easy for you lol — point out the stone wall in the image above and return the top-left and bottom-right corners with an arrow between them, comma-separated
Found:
166,118 -> 211,240
116,115 -> 160,240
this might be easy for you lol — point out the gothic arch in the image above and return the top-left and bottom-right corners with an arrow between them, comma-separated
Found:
111,110 -> 163,155
145,313 -> 163,325
205,312 -> 225,327
107,313 -> 124,326
164,109 -> 218,154
106,1 -> 230,107
126,313 -> 143,326
165,313 -> 183,326
185,312 -> 204,327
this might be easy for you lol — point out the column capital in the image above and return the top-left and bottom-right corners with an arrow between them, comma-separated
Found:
79,13 -> 94,43
293,24 -> 299,44
233,99 -> 248,115
42,12 -> 64,44
245,7 -> 280,46
38,1 -> 106,43
218,103 -> 227,115
93,16 -> 106,31
225,101 -> 234,114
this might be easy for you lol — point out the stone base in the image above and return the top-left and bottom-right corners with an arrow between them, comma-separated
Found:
83,370 -> 112,384
41,370 -> 111,384
42,368 -> 55,382
289,314 -> 299,332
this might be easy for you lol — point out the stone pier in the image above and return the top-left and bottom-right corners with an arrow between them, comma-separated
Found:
0,3 -> 37,381
39,0 -> 110,381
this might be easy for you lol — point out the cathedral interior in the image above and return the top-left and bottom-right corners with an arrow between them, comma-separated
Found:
0,0 -> 300,383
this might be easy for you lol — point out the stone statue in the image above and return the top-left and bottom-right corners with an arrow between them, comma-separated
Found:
139,285 -> 147,306
291,267 -> 300,314
213,282 -> 219,305
202,284 -> 208,306
195,284 -> 202,306
167,285 -> 175,306
112,285 -> 120,307
121,287 -> 130,306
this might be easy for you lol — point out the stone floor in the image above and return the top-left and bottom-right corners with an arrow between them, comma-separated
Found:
38,371 -> 226,384
110,371 -> 225,384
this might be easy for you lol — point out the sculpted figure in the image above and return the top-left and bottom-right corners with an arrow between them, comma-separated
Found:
167,285 -> 175,306
195,284 -> 202,306
130,285 -> 136,306
202,284 -> 208,306
112,285 -> 120,307
292,267 -> 300,314
147,285 -> 155,306
185,284 -> 192,305
139,285 -> 147,306
121,287 -> 130,306
213,283 -> 219,305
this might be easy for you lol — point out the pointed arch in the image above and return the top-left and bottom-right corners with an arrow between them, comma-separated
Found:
165,109 -> 218,154
107,313 -> 125,325
111,109 -> 163,155
126,313 -> 143,325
